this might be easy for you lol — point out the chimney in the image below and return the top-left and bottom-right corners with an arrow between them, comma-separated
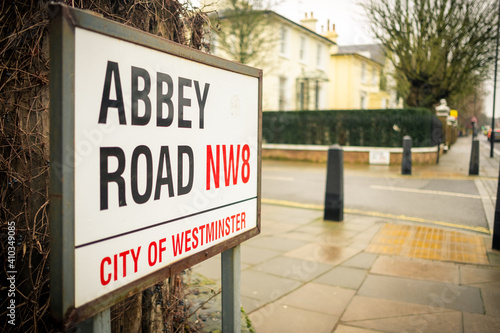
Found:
323,20 -> 338,43
300,12 -> 318,32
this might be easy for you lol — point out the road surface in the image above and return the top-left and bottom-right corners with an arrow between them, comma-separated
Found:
262,156 -> 490,233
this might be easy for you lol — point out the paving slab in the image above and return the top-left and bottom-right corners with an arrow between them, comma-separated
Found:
240,270 -> 301,303
241,295 -> 266,314
333,217 -> 380,233
334,325 -> 381,333
349,225 -> 383,243
344,311 -> 463,333
341,295 -> 454,322
286,242 -> 362,266
240,244 -> 281,266
249,303 -> 338,333
259,221 -> 299,236
295,224 -> 335,235
341,252 -> 379,269
463,312 -> 500,333
476,281 -> 500,317
487,250 -> 500,266
275,282 -> 355,316
314,266 -> 368,290
252,256 -> 333,282
244,235 -> 308,252
322,227 -> 360,238
358,275 -> 483,314
370,255 -> 460,283
190,196 -> 499,332
460,265 -> 500,285
281,230 -> 326,242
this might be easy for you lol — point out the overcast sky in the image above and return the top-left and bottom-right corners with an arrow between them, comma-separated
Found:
192,0 -> 374,45
272,0 -> 374,45
273,0 -> 499,117
192,0 -> 498,117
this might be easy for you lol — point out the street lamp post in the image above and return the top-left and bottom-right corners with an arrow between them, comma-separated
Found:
492,0 -> 500,250
490,0 -> 500,157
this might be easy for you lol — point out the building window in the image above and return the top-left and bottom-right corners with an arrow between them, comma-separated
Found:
297,79 -> 309,110
280,26 -> 288,56
300,81 -> 306,109
372,67 -> 377,85
381,98 -> 387,109
315,80 -> 321,110
316,44 -> 322,67
300,36 -> 307,62
360,91 -> 367,109
361,62 -> 366,83
279,76 -> 287,110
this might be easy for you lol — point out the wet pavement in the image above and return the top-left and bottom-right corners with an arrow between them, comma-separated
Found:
188,135 -> 500,332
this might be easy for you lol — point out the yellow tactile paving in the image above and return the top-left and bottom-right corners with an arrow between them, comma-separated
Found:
367,223 -> 489,265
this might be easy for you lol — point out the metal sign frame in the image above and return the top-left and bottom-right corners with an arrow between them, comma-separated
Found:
49,4 -> 262,328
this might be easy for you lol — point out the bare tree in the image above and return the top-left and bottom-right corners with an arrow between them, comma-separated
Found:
0,1 -> 209,331
364,0 -> 498,108
213,0 -> 278,66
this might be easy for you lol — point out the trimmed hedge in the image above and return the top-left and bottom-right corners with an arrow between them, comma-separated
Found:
262,108 -> 439,148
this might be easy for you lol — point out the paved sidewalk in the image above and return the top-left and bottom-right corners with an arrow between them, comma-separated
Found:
189,135 -> 500,333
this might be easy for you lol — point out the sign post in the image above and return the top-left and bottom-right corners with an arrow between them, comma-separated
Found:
76,309 -> 111,333
222,245 -> 241,332
49,4 -> 261,329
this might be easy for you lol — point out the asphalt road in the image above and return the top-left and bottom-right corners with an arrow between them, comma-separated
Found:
262,159 -> 489,232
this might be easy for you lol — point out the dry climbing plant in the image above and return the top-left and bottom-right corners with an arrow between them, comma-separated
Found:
0,1 -> 215,332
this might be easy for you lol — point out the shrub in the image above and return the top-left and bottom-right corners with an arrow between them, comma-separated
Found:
262,108 -> 437,148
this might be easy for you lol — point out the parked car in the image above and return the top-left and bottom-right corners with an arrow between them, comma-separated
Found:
488,128 -> 500,141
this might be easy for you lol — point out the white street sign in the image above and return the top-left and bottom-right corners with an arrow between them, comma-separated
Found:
72,27 -> 260,306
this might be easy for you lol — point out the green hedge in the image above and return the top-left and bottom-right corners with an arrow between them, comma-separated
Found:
262,108 -> 439,148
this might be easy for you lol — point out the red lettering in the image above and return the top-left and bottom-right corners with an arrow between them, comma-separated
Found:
159,238 -> 167,263
242,145 -> 250,183
199,225 -> 206,245
172,232 -> 184,257
207,145 -> 220,190
148,241 -> 157,266
192,227 -> 199,249
131,247 -> 141,273
101,247 -> 142,285
236,213 -> 241,231
119,250 -> 130,278
223,145 -> 240,186
113,254 -> 118,281
225,217 -> 230,236
241,212 -> 246,228
231,215 -> 236,233
206,222 -> 215,243
218,219 -> 224,239
100,257 -> 112,285
207,144 -> 251,189
185,229 -> 192,252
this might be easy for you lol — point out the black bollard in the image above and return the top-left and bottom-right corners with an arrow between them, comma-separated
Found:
324,145 -> 343,222
402,136 -> 412,175
469,139 -> 479,175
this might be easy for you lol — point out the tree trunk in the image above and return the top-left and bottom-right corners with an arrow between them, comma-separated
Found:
111,293 -> 142,333
142,283 -> 167,333
406,84 -> 421,107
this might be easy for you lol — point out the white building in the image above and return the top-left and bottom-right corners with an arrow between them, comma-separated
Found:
207,3 -> 335,111
268,12 -> 334,111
